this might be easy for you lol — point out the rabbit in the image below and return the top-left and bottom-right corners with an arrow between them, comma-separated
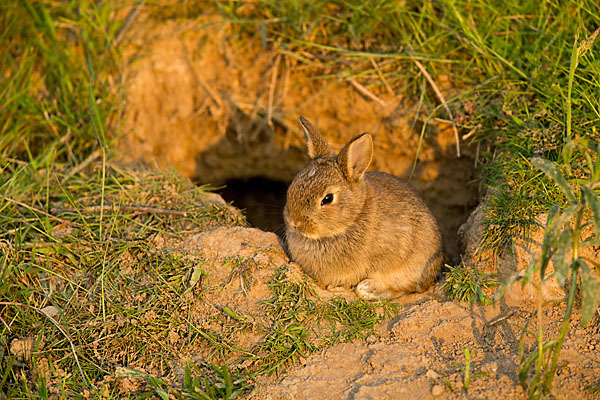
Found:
283,116 -> 444,300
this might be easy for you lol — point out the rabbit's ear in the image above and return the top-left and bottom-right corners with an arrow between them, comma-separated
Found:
337,133 -> 373,182
299,116 -> 332,159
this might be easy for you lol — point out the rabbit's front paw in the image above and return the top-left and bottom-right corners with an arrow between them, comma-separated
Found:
356,279 -> 390,300
326,285 -> 347,293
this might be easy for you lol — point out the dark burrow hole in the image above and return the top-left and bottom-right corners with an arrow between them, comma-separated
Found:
218,177 -> 289,235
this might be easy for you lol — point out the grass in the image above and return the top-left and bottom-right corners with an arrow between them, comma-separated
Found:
441,262 -> 497,305
0,0 -> 122,165
256,267 -> 397,374
1,164 -> 246,396
2,0 -> 600,398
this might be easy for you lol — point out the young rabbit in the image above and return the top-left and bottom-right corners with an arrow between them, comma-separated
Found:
283,116 -> 444,300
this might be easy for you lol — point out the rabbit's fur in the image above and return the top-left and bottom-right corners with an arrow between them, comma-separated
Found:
284,116 -> 444,300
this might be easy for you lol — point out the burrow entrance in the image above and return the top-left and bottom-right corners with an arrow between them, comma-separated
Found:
218,177 -> 288,235
120,20 -> 480,263
193,112 -> 480,263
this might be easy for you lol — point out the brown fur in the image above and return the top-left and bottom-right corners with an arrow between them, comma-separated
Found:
284,117 -> 444,300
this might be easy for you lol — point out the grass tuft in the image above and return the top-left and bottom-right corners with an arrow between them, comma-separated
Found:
0,0 -> 123,167
249,267 -> 398,376
442,262 -> 497,305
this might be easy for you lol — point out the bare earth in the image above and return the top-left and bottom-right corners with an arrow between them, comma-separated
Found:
254,297 -> 600,400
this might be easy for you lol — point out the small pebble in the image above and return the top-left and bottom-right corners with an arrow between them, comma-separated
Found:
41,305 -> 60,318
432,385 -> 444,397
426,370 -> 440,380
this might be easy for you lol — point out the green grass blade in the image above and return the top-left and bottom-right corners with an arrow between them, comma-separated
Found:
531,157 -> 576,203
582,186 -> 600,241
579,259 -> 600,326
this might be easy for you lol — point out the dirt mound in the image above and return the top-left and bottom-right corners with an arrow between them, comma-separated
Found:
149,208 -> 599,400
119,13 -> 479,259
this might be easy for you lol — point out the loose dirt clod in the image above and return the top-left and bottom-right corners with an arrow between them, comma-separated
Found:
432,384 -> 445,397
10,337 -> 40,362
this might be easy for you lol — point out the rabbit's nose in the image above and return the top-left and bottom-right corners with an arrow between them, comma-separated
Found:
288,217 -> 305,232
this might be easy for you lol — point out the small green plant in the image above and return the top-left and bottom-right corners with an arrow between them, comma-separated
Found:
496,29 -> 600,399
507,154 -> 600,399
116,367 -> 171,400
452,348 -> 488,391
117,364 -> 252,400
223,256 -> 258,295
182,363 -> 252,400
588,383 -> 600,396
442,262 -> 497,305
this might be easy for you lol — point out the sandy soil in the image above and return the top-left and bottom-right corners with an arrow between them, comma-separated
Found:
253,297 -> 600,400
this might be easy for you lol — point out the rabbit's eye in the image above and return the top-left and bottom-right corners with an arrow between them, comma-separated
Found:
321,193 -> 334,206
